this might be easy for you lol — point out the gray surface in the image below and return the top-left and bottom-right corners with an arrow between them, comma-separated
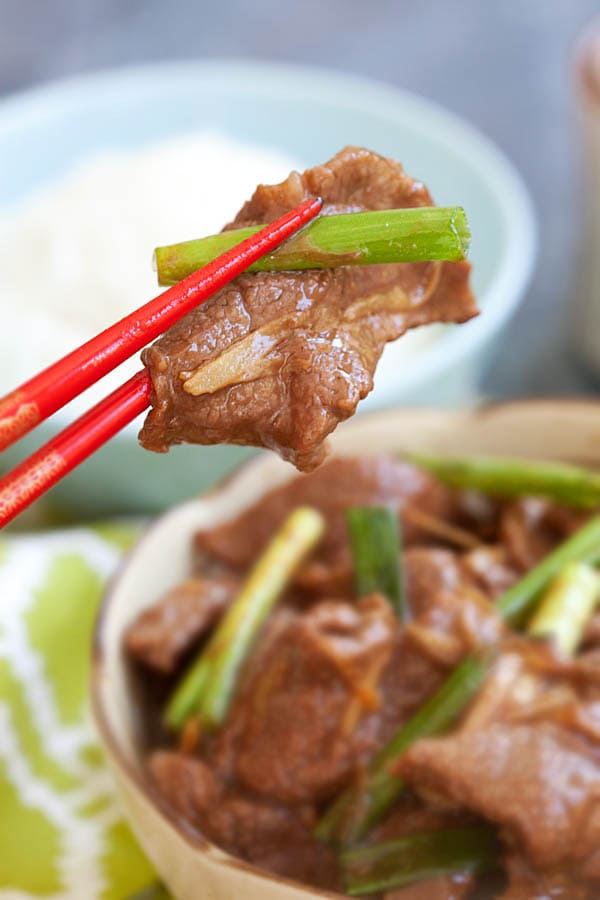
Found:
1,0 -> 599,398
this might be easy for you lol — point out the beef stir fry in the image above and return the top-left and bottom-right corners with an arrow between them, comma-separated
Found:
140,148 -> 477,470
126,453 -> 600,899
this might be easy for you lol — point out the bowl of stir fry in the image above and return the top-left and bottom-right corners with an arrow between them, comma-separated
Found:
92,399 -> 600,899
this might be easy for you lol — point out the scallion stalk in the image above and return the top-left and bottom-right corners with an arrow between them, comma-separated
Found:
154,207 -> 470,285
341,826 -> 497,896
315,653 -> 490,845
346,506 -> 405,619
407,452 -> 600,509
498,514 -> 600,624
527,561 -> 599,656
165,506 -> 324,731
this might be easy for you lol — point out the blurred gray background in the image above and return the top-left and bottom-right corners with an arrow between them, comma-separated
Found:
1,0 -> 599,398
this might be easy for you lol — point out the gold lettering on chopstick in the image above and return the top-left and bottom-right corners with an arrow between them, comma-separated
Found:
0,451 -> 67,520
0,392 -> 40,451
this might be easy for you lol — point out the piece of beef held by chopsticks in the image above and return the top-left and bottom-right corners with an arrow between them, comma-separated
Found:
139,147 -> 478,471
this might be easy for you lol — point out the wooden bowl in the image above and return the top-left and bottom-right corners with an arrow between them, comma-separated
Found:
91,400 -> 600,900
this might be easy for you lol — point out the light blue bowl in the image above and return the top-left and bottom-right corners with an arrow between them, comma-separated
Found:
0,61 -> 536,518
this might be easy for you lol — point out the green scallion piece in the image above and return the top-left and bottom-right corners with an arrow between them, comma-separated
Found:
498,513 -> 600,624
341,826 -> 497,895
407,452 -> 600,509
315,653 -> 491,846
165,506 -> 324,732
346,506 -> 405,619
527,561 -> 599,656
154,207 -> 470,285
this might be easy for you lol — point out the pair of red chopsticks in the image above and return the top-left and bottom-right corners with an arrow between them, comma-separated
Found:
0,197 -> 323,528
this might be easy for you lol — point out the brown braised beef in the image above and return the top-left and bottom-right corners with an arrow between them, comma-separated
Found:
139,148 -> 477,470
125,456 -> 600,898
124,573 -> 240,673
397,647 -> 600,898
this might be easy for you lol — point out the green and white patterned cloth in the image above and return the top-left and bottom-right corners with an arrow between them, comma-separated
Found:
0,523 -> 160,899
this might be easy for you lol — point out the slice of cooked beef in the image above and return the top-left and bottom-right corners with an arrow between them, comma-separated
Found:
208,584 -> 491,808
400,720 -> 600,872
369,798 -> 478,900
372,794 -> 476,844
149,749 -> 221,827
404,547 -> 466,616
454,488 -> 502,541
149,752 -> 339,890
195,456 -> 457,595
405,585 -> 503,667
499,852 -> 595,899
460,544 -> 520,600
501,498 -> 589,573
384,875 -> 474,900
402,547 -> 504,667
209,594 -> 398,806
398,641 -> 600,888
374,629 -> 450,747
584,612 -> 600,650
140,147 -> 477,470
125,574 -> 239,673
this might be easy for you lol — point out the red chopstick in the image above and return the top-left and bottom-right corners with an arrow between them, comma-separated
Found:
0,197 -> 322,453
0,197 -> 323,528
0,371 -> 152,528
